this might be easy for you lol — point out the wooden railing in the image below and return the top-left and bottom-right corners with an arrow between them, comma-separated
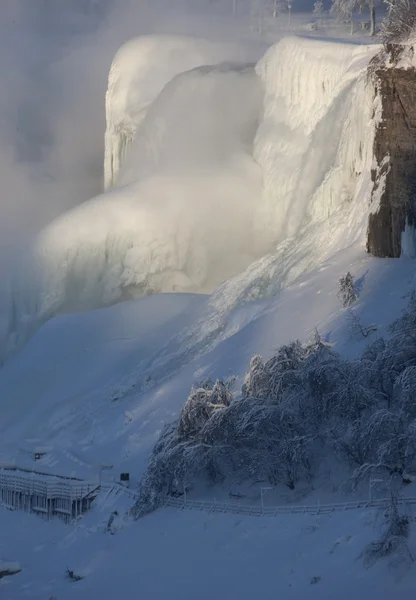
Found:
162,495 -> 416,517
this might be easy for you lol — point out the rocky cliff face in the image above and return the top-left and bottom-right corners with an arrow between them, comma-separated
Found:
368,54 -> 416,257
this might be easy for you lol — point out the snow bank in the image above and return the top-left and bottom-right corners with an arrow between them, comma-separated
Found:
104,35 -> 260,189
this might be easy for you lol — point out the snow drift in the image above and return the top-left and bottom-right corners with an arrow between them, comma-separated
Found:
3,36 -> 381,358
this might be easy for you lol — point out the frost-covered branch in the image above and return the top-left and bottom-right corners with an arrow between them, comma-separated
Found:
382,0 -> 416,44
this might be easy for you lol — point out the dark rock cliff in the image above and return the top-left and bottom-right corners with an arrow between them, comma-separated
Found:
367,52 -> 416,257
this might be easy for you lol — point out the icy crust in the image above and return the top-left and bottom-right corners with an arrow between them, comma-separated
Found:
104,35 -> 259,189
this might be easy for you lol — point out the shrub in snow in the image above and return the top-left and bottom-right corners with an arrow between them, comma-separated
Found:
363,491 -> 413,566
242,355 -> 270,399
66,567 -> 84,582
347,309 -> 377,339
337,271 -> 357,308
330,0 -> 354,22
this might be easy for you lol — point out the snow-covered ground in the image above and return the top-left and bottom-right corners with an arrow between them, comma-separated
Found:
2,4 -> 416,599
2,249 -> 416,487
3,503 -> 416,600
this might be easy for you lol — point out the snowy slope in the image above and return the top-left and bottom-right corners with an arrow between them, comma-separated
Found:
3,253 -> 416,599
4,32 -> 416,599
2,251 -> 416,484
3,504 -> 416,600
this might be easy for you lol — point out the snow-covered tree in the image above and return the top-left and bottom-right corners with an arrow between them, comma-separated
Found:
368,0 -> 378,36
272,0 -> 288,16
313,0 -> 325,23
332,0 -> 381,35
354,0 -> 381,36
338,271 -> 357,307
243,340 -> 325,406
135,294 -> 416,518
363,489 -> 412,567
382,0 -> 416,45
331,0 -> 355,22
178,380 -> 232,440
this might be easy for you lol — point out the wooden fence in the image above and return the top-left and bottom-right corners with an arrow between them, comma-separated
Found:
163,494 -> 416,517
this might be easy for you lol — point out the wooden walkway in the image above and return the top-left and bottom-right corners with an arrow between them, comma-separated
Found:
0,467 -> 100,523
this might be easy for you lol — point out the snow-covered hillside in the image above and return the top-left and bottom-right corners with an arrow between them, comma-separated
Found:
2,251 -> 416,599
2,251 -> 416,486
4,25 -> 416,600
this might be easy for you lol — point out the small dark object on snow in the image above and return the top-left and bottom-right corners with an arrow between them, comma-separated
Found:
0,566 -> 21,579
66,567 -> 83,582
229,491 -> 245,499
310,576 -> 321,585
169,490 -> 184,498
120,472 -> 130,482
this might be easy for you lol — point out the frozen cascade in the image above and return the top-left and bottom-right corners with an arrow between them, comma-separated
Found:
3,36 -> 381,359
104,35 -> 261,189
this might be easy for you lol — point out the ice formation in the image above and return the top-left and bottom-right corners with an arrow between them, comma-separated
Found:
209,37 -> 382,314
4,36 -> 382,358
104,35 -> 260,189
